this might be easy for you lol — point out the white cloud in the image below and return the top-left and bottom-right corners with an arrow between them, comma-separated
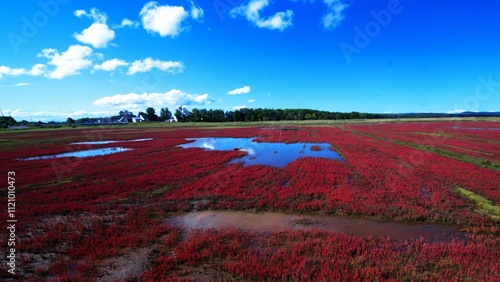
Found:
1,66 -> 20,78
228,86 -> 251,95
190,1 -> 204,21
93,59 -> 129,72
322,0 -> 349,29
74,8 -> 107,23
230,0 -> 293,31
75,23 -> 115,48
248,99 -> 256,103
139,2 -> 189,37
74,8 -> 115,48
232,105 -> 247,110
93,89 -> 212,108
127,58 -> 183,75
117,18 -> 140,28
446,109 -> 467,114
38,45 -> 93,79
93,58 -> 182,75
74,10 -> 87,18
30,64 -> 46,76
0,64 -> 46,79
14,83 -> 31,87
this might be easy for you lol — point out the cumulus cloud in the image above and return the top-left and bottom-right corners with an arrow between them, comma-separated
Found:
228,86 -> 251,95
74,8 -> 115,48
38,45 -> 93,79
322,0 -> 349,29
230,0 -> 293,31
127,58 -> 183,75
93,59 -> 129,72
232,105 -> 248,110
74,24 -> 115,48
30,64 -> 46,76
139,2 -> 189,37
93,89 -> 212,108
0,64 -> 46,79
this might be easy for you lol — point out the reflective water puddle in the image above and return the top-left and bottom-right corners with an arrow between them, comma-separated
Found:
166,211 -> 464,243
21,147 -> 132,160
179,138 -> 342,167
71,138 -> 153,145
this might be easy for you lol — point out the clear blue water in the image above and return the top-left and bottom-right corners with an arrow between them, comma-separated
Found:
71,138 -> 153,145
179,138 -> 342,168
21,147 -> 132,161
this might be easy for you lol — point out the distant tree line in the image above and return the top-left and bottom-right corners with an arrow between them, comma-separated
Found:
0,116 -> 17,128
4,108 -> 500,129
174,107 -> 385,122
64,107 -> 500,125
167,108 -> 500,122
115,107 -> 385,122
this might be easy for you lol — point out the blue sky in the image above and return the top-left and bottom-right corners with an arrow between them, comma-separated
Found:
1,0 -> 499,121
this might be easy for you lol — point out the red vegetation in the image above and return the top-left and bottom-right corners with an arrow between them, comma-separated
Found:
309,145 -> 322,151
0,122 -> 498,280
139,229 -> 499,281
348,121 -> 500,163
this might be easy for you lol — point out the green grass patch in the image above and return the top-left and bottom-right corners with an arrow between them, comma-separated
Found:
413,132 -> 454,139
22,178 -> 73,191
399,141 -> 500,171
148,185 -> 173,197
456,187 -> 500,220
441,144 -> 493,156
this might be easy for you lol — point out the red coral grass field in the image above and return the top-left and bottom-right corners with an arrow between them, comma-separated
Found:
0,122 -> 499,281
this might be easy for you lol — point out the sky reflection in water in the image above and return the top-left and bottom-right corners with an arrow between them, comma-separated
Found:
179,137 -> 342,168
21,147 -> 132,160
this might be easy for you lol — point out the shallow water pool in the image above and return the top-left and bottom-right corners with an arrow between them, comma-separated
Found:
21,147 -> 132,160
179,137 -> 342,167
